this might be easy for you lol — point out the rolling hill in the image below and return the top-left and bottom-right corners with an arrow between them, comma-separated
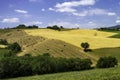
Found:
0,29 -> 95,61
0,29 -> 120,62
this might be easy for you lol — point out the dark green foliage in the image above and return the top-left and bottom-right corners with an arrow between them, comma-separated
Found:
0,53 -> 92,79
7,42 -> 21,53
13,24 -> 38,29
3,50 -> 14,57
27,25 -> 38,29
96,56 -> 118,68
0,57 -> 21,79
81,42 -> 91,52
0,39 -> 8,45
47,25 -> 61,31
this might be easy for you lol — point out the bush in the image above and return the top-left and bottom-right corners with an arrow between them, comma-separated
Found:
0,57 -> 21,79
7,42 -> 21,53
96,56 -> 118,68
0,39 -> 8,45
47,25 -> 61,31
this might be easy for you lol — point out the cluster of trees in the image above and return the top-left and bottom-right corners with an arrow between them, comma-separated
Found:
0,53 -> 92,79
13,24 -> 39,29
47,25 -> 64,31
97,56 -> 118,68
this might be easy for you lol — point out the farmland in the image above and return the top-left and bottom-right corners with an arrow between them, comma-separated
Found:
0,29 -> 120,80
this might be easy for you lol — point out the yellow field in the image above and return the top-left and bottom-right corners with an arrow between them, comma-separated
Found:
25,29 -> 120,49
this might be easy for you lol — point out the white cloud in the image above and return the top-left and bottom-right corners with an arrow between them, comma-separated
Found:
107,12 -> 116,16
50,0 -> 116,17
24,21 -> 42,25
1,18 -> 20,23
55,7 -> 76,13
41,8 -> 45,11
116,20 -> 120,23
55,0 -> 96,8
50,0 -> 96,13
73,8 -> 117,17
49,8 -> 55,11
15,9 -> 28,14
48,21 -> 80,28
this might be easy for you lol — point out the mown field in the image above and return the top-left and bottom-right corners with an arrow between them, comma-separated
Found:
7,65 -> 120,80
24,29 -> 120,61
0,29 -> 120,80
25,29 -> 120,49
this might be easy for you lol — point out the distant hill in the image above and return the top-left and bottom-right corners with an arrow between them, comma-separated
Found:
98,25 -> 120,30
109,25 -> 120,29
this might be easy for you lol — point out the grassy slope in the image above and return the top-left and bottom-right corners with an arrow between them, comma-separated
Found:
7,66 -> 120,80
0,48 -> 10,60
25,29 -> 120,61
0,29 -> 92,60
25,29 -> 120,49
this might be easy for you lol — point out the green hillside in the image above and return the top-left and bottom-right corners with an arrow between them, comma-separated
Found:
7,66 -> 120,80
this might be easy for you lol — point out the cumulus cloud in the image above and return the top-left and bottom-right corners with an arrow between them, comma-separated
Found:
49,0 -> 116,17
49,0 -> 96,13
55,0 -> 96,8
116,20 -> 120,23
1,18 -> 20,23
107,12 -> 116,16
15,9 -> 28,14
73,8 -> 117,17
41,8 -> 45,11
48,21 -> 80,28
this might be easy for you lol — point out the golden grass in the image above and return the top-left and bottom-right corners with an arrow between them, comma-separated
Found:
0,45 -> 7,48
24,29 -> 120,49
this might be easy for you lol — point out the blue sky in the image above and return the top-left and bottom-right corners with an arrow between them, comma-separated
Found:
0,0 -> 120,28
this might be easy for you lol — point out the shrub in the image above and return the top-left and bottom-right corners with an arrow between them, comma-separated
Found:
0,39 -> 8,45
0,57 -> 21,79
96,56 -> 118,68
7,42 -> 21,53
47,25 -> 61,31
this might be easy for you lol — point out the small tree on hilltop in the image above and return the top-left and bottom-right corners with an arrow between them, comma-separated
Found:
81,42 -> 90,52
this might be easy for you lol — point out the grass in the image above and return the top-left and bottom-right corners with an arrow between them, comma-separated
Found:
24,29 -> 120,49
90,47 -> 120,62
98,30 -> 120,38
7,66 -> 120,80
0,29 -> 120,80
0,48 -> 10,60
0,29 -> 93,60
24,29 -> 120,62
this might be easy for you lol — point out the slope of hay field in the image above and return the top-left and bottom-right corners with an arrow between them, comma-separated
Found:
0,29 -> 95,60
7,65 -> 120,80
25,29 -> 120,49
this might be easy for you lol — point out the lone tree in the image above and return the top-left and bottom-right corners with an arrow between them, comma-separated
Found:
81,42 -> 90,52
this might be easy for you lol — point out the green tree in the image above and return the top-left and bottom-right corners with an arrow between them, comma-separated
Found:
81,42 -> 90,52
96,56 -> 118,68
